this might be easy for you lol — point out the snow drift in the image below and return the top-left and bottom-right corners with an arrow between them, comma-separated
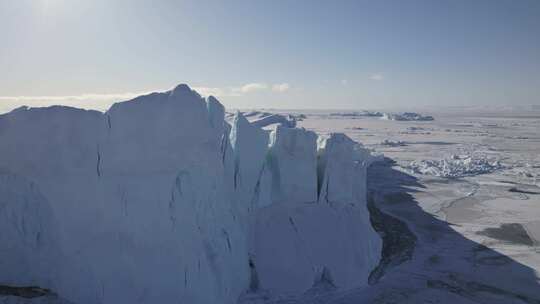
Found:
0,84 -> 381,303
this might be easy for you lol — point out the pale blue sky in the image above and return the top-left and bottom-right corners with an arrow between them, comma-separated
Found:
1,0 -> 539,111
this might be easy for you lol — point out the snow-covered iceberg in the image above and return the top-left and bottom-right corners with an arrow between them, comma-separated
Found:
0,84 -> 381,304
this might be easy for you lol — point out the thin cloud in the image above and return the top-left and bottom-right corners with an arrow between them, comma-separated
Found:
193,87 -> 242,98
208,82 -> 290,95
0,92 -> 152,113
0,82 -> 291,113
272,83 -> 290,92
369,74 -> 384,81
237,83 -> 269,93
0,93 -> 146,102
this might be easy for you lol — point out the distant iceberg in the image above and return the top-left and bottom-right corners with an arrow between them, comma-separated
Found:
382,112 -> 434,121
329,111 -> 384,118
326,111 -> 434,121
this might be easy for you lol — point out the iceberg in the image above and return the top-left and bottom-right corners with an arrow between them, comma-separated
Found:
0,84 -> 381,303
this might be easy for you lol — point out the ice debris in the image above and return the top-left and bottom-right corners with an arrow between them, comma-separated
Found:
380,139 -> 407,147
407,154 -> 503,178
382,112 -> 434,121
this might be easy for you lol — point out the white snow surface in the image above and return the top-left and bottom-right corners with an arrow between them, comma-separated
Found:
0,85 -> 380,304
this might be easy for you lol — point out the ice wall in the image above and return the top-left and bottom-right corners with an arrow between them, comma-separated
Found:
0,171 -> 59,287
0,84 -> 380,303
249,132 -> 381,294
266,126 -> 318,204
0,85 -> 249,304
229,112 -> 270,215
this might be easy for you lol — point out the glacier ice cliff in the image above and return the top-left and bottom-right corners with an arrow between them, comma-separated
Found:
0,84 -> 381,304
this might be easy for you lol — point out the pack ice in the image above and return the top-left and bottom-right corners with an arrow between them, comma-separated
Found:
0,84 -> 381,304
